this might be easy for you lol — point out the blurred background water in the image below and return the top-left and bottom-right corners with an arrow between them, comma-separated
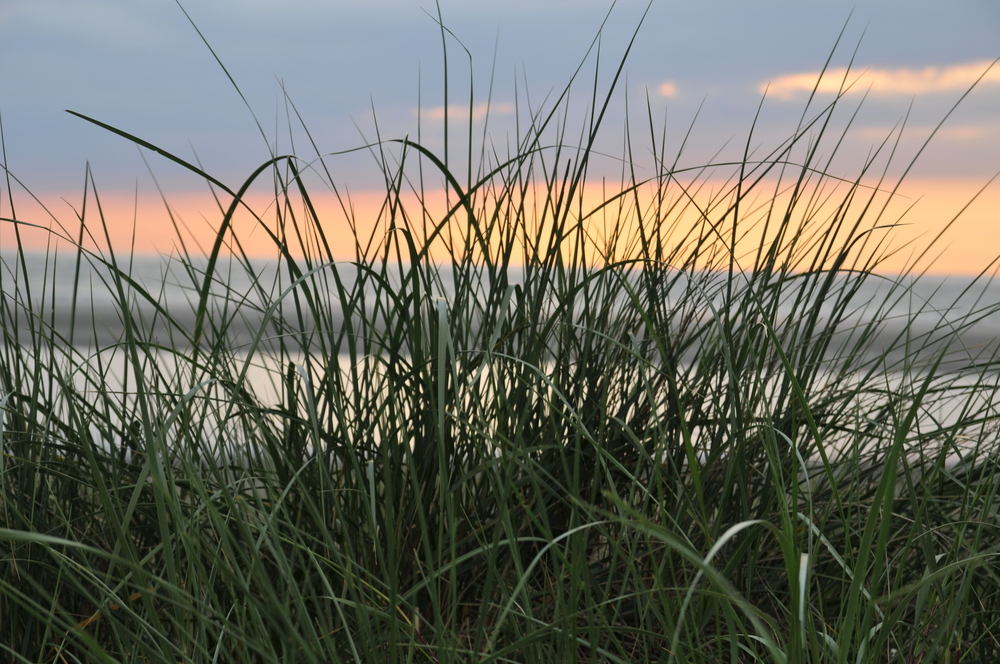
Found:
4,250 -> 1000,367
3,249 -> 999,468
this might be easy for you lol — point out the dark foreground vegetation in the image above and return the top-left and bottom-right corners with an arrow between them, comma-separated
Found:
2,7 -> 1000,663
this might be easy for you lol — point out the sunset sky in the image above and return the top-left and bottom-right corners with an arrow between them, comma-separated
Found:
1,0 -> 998,274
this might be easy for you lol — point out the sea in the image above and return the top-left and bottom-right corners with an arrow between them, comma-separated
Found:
5,250 -> 1000,362
3,249 -> 1000,467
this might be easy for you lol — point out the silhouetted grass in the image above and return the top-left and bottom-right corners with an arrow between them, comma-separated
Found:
2,7 -> 999,663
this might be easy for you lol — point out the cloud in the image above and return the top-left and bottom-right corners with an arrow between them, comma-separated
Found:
657,81 -> 678,97
853,122 -> 1000,142
761,60 -> 1000,100
419,102 -> 515,121
7,1 -> 179,49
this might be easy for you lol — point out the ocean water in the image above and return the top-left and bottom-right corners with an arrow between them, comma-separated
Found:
4,249 -> 1000,388
3,250 -> 999,473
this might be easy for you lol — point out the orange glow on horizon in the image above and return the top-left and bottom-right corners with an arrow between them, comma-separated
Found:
2,176 -> 997,277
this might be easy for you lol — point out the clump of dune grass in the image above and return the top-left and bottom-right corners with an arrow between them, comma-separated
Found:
2,7 -> 1000,664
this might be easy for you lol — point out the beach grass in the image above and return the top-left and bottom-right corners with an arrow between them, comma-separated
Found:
2,8 -> 1000,663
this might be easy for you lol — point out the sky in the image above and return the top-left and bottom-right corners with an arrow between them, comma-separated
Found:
1,0 -> 998,273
